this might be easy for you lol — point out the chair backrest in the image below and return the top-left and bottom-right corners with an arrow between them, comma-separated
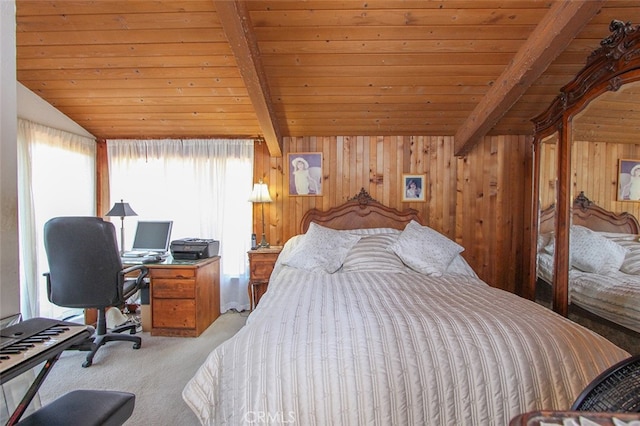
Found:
44,216 -> 124,309
571,355 -> 640,412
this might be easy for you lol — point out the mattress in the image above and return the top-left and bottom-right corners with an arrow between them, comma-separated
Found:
537,251 -> 640,333
184,264 -> 629,425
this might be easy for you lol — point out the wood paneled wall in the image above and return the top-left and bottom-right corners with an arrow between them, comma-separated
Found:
572,140 -> 640,220
253,135 -> 533,294
539,140 -> 640,221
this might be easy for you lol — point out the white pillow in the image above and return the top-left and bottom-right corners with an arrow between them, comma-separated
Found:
538,232 -> 553,253
598,232 -> 638,241
570,225 -> 627,273
445,255 -> 479,278
389,220 -> 464,277
341,233 -> 407,272
281,222 -> 361,273
604,236 -> 640,275
276,234 -> 304,267
345,227 -> 401,235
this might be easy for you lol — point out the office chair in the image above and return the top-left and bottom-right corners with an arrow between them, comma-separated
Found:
571,354 -> 640,412
43,216 -> 149,367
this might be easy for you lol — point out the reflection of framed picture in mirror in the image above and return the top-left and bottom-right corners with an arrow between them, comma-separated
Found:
288,152 -> 323,196
402,174 -> 426,202
618,159 -> 640,201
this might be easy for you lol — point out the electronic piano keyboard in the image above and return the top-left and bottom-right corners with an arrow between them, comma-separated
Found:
0,317 -> 93,383
1,319 -> 139,425
0,317 -> 94,425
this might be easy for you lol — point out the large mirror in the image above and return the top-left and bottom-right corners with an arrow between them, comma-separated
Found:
572,81 -> 640,147
531,20 -> 640,340
533,132 -> 558,308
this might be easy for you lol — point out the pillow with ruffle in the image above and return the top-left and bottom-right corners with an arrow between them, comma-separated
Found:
281,222 -> 361,273
569,225 -> 627,274
446,255 -> 479,278
389,220 -> 464,277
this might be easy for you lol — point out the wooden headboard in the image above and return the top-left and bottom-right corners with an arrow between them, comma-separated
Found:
300,188 -> 423,233
539,192 -> 640,235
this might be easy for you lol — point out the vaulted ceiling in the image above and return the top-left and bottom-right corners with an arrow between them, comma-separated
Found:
15,1 -> 640,157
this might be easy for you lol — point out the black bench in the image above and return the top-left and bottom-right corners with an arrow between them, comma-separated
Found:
17,390 -> 135,426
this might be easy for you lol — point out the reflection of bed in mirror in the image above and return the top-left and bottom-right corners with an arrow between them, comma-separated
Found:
537,192 -> 640,340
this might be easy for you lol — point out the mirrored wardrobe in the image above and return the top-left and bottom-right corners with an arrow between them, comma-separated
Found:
529,20 -> 640,346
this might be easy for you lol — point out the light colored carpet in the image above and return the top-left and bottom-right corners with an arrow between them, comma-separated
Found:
38,311 -> 247,425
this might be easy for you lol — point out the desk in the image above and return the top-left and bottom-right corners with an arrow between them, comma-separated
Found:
85,256 -> 220,337
144,256 -> 220,337
88,256 -> 220,337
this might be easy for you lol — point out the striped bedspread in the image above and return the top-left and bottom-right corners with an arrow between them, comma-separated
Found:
183,267 -> 628,425
569,268 -> 640,333
538,251 -> 640,333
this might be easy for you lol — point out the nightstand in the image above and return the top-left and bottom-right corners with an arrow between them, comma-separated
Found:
248,246 -> 282,310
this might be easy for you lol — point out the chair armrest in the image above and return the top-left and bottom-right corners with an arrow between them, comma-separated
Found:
119,265 -> 149,285
118,265 -> 149,300
43,272 -> 52,301
121,264 -> 148,277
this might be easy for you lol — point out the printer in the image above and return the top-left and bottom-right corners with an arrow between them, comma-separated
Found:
170,238 -> 219,260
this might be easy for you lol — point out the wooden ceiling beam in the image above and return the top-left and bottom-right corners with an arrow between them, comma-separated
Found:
213,0 -> 282,157
453,0 -> 606,157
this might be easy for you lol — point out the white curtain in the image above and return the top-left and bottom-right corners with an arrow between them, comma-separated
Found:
107,139 -> 254,312
17,119 -> 96,319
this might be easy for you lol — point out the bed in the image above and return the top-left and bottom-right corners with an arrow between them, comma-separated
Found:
537,192 -> 640,334
184,189 -> 630,425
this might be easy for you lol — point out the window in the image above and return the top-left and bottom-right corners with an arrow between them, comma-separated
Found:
107,139 -> 254,312
17,119 -> 96,319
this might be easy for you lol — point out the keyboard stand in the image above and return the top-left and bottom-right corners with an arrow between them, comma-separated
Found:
0,318 -> 94,425
1,318 -> 136,426
8,350 -> 60,425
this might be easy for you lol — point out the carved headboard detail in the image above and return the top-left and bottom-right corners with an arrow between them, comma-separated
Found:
300,188 -> 422,233
348,188 -> 376,206
539,191 -> 640,235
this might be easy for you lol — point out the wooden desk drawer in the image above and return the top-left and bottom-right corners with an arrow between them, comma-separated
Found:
149,268 -> 195,279
152,299 -> 196,328
152,279 -> 196,298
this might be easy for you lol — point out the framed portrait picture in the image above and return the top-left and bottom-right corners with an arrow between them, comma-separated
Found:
402,174 -> 426,202
288,152 -> 323,196
618,159 -> 640,201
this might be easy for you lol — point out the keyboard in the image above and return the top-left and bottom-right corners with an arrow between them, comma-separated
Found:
0,318 -> 94,424
1,318 -> 93,382
121,252 -> 168,264
121,250 -> 154,258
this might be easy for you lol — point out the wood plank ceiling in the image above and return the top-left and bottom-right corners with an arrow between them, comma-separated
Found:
15,0 -> 640,157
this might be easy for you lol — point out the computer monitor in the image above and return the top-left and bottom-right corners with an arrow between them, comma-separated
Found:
131,220 -> 173,252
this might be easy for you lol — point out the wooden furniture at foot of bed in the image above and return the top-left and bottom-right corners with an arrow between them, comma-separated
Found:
510,410 -> 640,425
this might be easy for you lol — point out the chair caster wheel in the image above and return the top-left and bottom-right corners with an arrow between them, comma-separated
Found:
133,342 -> 141,349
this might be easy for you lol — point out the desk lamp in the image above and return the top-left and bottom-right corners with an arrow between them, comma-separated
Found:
106,199 -> 137,254
249,180 -> 273,248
